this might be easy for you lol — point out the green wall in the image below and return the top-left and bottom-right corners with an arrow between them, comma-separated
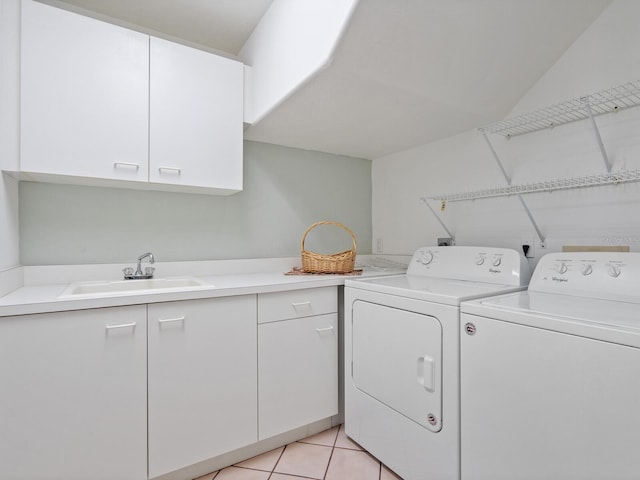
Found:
19,141 -> 372,265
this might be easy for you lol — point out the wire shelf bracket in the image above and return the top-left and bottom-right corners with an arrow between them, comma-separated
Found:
421,198 -> 456,242
582,96 -> 612,172
481,131 -> 546,245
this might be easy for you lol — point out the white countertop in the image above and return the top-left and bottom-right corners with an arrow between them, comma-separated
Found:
0,256 -> 409,317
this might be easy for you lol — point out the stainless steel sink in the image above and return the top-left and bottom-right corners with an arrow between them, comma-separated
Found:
59,277 -> 212,297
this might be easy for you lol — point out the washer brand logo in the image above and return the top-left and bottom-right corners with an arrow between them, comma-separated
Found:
552,276 -> 569,282
489,269 -> 501,274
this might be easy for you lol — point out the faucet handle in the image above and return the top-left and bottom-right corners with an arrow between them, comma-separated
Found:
144,266 -> 155,276
123,267 -> 134,276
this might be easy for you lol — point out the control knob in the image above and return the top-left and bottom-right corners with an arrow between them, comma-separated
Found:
581,264 -> 593,276
492,257 -> 502,267
421,251 -> 434,265
476,257 -> 485,266
607,264 -> 621,278
557,263 -> 568,274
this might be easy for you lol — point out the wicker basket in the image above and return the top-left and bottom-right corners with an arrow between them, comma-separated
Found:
300,221 -> 357,274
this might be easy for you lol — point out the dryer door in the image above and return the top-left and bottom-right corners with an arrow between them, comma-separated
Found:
352,300 -> 443,432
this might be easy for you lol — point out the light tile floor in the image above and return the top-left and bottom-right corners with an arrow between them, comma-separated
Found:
194,424 -> 403,480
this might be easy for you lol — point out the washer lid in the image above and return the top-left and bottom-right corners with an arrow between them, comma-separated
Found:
346,275 -> 525,306
462,291 -> 640,348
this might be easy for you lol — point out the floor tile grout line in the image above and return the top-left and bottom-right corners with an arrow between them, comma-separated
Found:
296,425 -> 340,449
230,464 -> 276,473
333,445 -> 365,452
271,443 -> 287,472
322,425 -> 339,480
323,425 -> 340,480
268,472 -> 322,480
198,424 -> 394,480
321,444 -> 336,480
270,441 -> 333,479
332,425 -> 340,448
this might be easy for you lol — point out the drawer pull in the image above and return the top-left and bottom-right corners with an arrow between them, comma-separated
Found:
113,162 -> 140,170
315,326 -> 334,335
105,322 -> 136,330
158,166 -> 182,175
158,316 -> 185,324
292,301 -> 312,310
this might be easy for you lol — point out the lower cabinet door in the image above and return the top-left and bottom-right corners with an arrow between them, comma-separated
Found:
148,296 -> 258,477
258,313 -> 338,440
0,306 -> 147,480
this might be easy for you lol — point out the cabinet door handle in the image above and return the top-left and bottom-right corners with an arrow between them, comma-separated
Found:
158,166 -> 182,175
105,322 -> 136,330
113,162 -> 140,170
315,326 -> 334,335
158,316 -> 185,324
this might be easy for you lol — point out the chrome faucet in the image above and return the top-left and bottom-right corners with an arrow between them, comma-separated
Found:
123,252 -> 155,280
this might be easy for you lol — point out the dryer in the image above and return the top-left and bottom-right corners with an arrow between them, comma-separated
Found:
460,252 -> 640,480
345,246 -> 530,480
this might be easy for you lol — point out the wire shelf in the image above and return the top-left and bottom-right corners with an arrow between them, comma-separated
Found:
480,80 -> 640,137
422,169 -> 640,203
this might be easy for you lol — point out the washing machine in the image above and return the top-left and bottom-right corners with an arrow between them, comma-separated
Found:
344,246 -> 530,480
460,251 -> 640,480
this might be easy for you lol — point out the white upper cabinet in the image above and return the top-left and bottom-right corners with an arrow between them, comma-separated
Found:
18,0 -> 243,195
20,0 -> 149,183
150,37 -> 243,192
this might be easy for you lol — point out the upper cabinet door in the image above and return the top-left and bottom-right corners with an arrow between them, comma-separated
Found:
149,37 -> 243,192
20,0 -> 149,182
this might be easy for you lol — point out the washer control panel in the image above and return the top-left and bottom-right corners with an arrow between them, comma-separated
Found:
529,252 -> 640,301
407,246 -> 530,286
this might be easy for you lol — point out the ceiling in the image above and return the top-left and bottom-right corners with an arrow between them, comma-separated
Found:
52,0 -> 274,56
55,0 -> 612,160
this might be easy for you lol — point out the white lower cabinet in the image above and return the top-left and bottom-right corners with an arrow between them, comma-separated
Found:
0,287 -> 339,479
258,288 -> 338,440
0,306 -> 148,480
147,296 -> 258,478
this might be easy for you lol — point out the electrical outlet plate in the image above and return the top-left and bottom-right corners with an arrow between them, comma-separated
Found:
522,237 -> 534,258
522,237 -> 546,259
438,237 -> 454,246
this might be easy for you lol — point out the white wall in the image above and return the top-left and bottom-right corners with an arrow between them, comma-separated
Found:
372,0 -> 640,263
240,0 -> 358,124
19,141 -> 372,265
0,0 -> 20,272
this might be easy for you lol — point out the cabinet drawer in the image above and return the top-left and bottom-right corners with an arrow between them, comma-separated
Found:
258,287 -> 337,324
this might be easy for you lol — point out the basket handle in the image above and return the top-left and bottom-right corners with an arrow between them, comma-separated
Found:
300,221 -> 357,254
